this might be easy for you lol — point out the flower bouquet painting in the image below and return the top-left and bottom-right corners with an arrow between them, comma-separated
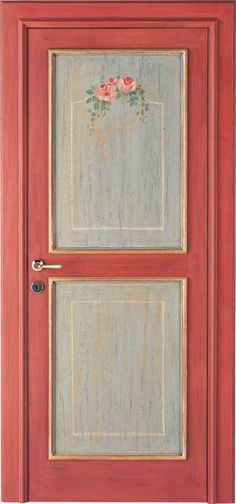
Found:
73,73 -> 161,161
85,75 -> 150,133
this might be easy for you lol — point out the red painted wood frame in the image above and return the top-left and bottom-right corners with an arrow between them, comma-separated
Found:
1,2 -> 234,503
28,24 -> 207,502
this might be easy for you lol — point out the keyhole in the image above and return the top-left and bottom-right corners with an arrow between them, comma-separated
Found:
31,281 -> 45,294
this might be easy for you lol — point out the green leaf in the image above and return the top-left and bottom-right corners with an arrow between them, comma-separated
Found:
94,102 -> 99,110
86,97 -> 92,103
86,89 -> 94,95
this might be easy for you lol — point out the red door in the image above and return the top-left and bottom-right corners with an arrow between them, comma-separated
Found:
1,2 -> 234,503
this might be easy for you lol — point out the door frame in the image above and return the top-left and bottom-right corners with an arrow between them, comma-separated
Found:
1,1 -> 234,502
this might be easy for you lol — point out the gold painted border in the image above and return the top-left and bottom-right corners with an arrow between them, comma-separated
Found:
48,277 -> 187,460
48,49 -> 187,254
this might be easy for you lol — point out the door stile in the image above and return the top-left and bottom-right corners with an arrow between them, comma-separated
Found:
18,18 -> 29,504
207,19 -> 219,504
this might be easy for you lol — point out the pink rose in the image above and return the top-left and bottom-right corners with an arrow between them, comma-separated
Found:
117,76 -> 136,93
108,77 -> 117,85
96,83 -> 117,101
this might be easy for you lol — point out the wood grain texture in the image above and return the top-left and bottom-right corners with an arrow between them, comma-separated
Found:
51,279 -> 184,457
215,5 -> 235,502
207,20 -> 219,504
51,51 -> 185,250
1,8 -> 28,503
2,0 -> 234,3
1,2 -> 234,503
28,21 -> 207,501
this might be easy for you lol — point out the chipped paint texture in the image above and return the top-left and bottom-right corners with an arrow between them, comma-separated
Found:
52,280 -> 184,456
51,52 -> 185,250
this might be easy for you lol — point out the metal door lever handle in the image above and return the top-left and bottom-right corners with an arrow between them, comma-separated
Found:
32,259 -> 62,272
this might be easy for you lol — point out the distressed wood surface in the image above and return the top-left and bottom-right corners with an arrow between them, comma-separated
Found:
2,0 -> 234,3
27,21 -> 208,501
1,2 -> 234,503
52,280 -> 184,456
52,51 -> 185,250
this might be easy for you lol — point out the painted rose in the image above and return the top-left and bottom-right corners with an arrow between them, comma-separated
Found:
86,75 -> 149,135
95,83 -> 117,101
117,76 -> 137,93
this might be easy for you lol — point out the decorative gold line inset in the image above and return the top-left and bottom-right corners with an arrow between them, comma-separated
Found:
71,300 -> 165,437
48,49 -> 187,254
70,100 -> 165,231
182,277 -> 187,460
48,277 -> 187,460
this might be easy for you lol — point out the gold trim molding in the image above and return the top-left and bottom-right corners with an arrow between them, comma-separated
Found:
48,277 -> 187,460
48,49 -> 187,254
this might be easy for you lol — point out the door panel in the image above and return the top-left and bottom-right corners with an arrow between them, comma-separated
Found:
50,50 -> 186,251
50,279 -> 186,458
28,23 -> 207,502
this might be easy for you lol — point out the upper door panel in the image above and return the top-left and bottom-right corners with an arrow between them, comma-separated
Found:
50,49 -> 187,252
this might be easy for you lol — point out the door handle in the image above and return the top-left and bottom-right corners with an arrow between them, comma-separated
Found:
32,259 -> 62,272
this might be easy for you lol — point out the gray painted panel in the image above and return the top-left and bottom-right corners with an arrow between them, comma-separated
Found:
52,51 -> 185,250
52,280 -> 184,456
